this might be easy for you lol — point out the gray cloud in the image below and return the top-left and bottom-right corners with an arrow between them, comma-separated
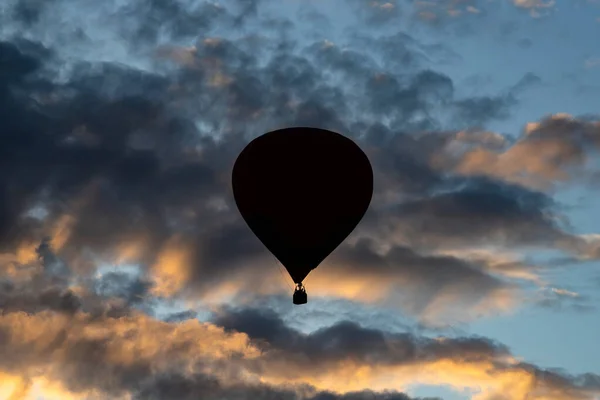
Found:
134,374 -> 430,400
211,307 -> 600,398
213,307 -> 510,365
383,178 -> 563,248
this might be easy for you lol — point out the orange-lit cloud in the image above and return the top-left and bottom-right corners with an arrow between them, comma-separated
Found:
433,114 -> 600,190
0,307 -> 598,400
150,235 -> 194,297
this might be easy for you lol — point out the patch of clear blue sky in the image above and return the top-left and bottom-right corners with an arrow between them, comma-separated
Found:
409,384 -> 471,400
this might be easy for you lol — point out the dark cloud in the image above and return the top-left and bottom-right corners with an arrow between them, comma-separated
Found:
0,239 -> 153,319
362,69 -> 454,130
211,307 -> 600,398
0,41 -> 41,85
94,271 -> 152,305
0,283 -> 81,315
355,129 -> 571,249
453,94 -> 516,127
327,238 -> 512,316
163,309 -> 198,323
135,373 -> 428,400
387,178 -> 562,248
214,307 -> 510,365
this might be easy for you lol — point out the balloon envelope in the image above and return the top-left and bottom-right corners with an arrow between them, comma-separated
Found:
232,127 -> 373,284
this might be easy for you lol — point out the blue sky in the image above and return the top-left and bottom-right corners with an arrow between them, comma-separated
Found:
1,0 -> 600,399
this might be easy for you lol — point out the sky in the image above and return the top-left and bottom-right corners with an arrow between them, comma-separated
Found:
0,0 -> 600,399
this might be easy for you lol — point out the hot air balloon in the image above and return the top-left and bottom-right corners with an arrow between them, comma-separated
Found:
232,127 -> 373,305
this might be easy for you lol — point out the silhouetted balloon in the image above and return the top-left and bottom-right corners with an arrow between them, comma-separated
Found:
232,127 -> 373,304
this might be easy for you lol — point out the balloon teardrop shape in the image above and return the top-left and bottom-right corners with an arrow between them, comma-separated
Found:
232,127 -> 373,294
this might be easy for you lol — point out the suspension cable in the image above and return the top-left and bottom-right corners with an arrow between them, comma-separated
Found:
273,256 -> 294,291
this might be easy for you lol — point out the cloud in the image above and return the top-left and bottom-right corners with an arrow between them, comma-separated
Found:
0,278 -> 599,400
0,271 -> 436,400
534,286 -> 595,312
0,11 -> 598,323
318,238 -> 521,324
212,307 -> 600,399
445,114 -> 600,190
0,4 -> 599,399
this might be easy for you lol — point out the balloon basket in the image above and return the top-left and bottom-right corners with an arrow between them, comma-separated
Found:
293,284 -> 307,305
